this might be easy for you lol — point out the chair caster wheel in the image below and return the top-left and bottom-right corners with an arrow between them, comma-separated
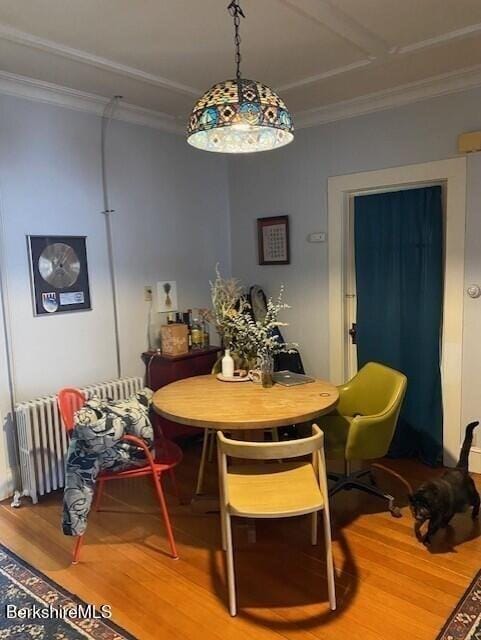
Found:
390,506 -> 402,518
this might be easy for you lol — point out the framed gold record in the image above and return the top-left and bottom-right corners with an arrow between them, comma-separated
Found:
27,235 -> 91,316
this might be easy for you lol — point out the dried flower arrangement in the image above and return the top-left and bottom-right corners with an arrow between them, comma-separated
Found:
209,265 -> 296,367
208,265 -> 245,349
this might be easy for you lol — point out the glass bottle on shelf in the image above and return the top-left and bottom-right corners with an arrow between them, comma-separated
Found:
191,309 -> 203,349
202,319 -> 210,348
183,311 -> 192,349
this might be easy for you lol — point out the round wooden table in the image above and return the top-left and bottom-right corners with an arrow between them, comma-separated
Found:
153,374 -> 339,516
153,374 -> 339,432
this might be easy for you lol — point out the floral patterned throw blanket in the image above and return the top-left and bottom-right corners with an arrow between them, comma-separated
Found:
62,388 -> 154,537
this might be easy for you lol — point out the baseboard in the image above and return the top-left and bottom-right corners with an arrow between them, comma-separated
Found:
0,465 -> 16,501
469,447 -> 481,474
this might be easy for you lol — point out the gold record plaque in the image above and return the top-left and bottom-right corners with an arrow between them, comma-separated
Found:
28,236 -> 91,315
38,243 -> 81,288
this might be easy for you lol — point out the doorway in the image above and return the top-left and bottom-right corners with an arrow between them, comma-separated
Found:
327,158 -> 467,468
346,185 -> 444,465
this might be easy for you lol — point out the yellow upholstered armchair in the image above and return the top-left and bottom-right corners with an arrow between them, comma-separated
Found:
321,362 -> 407,516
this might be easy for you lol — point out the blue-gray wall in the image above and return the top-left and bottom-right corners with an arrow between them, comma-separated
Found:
2,84 -> 481,495
0,95 -> 230,497
228,86 -> 481,447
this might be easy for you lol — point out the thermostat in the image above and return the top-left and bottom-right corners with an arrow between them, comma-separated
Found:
308,232 -> 327,243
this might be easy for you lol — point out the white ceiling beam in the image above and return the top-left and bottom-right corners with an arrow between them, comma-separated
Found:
277,59 -> 371,91
0,23 -> 201,97
278,0 -> 391,58
395,22 -> 481,55
275,3 -> 481,94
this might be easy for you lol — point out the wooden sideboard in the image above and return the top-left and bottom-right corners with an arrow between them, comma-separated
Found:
142,346 -> 220,440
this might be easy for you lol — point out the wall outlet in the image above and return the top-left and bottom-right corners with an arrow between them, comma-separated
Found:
144,286 -> 153,302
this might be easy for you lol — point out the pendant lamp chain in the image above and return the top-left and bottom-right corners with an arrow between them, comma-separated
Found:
228,0 -> 245,81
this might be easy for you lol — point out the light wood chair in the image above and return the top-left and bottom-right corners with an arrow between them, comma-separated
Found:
217,424 -> 336,616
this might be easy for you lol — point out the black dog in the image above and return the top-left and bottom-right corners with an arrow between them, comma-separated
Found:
409,421 -> 480,545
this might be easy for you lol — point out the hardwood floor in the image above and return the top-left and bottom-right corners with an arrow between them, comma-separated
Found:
1,442 -> 480,640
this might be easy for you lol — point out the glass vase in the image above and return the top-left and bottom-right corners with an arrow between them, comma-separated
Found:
259,354 -> 274,388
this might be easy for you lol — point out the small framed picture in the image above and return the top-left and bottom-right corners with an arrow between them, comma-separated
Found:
27,235 -> 91,316
257,215 -> 290,265
157,280 -> 178,313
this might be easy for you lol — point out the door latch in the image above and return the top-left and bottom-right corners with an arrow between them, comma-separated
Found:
349,323 -> 357,345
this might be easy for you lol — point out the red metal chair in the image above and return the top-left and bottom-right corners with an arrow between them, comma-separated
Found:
57,387 -> 182,563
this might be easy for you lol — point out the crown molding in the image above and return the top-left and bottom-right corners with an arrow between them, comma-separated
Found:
0,23 -> 200,97
295,63 -> 481,129
1,62 -> 481,137
0,70 -> 185,133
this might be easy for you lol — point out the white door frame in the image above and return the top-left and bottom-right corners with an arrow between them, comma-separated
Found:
328,158 -> 467,467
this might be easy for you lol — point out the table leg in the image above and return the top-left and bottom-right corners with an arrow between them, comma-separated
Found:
242,429 -> 265,442
234,429 -> 264,543
190,494 -> 220,514
188,429 -> 263,514
189,428 -> 266,547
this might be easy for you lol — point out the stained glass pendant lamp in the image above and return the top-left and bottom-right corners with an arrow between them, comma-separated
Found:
187,0 -> 294,154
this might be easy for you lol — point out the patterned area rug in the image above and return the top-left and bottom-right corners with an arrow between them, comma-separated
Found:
437,569 -> 481,639
0,544 -> 136,639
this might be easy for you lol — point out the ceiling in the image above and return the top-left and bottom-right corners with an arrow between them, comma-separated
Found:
0,0 -> 481,131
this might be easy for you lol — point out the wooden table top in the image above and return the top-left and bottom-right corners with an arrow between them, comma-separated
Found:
153,374 -> 339,430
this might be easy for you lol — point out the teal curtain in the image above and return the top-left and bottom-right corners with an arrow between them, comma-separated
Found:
354,186 -> 443,465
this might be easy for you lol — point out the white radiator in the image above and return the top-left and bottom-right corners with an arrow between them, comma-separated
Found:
14,376 -> 144,504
